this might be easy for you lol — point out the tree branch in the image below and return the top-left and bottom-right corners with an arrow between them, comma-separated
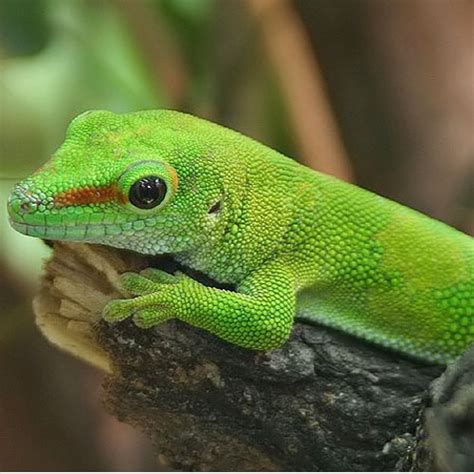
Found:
34,242 -> 463,470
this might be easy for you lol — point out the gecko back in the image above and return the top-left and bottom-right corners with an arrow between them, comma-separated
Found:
293,171 -> 474,363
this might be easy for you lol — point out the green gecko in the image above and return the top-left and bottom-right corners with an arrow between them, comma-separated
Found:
7,110 -> 474,364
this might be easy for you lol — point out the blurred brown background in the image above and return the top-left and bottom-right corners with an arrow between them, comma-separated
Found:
0,0 -> 473,470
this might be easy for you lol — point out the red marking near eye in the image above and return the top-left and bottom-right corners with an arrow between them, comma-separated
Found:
166,164 -> 179,192
54,185 -> 126,207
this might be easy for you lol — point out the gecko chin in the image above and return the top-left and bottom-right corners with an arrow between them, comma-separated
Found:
8,218 -> 180,256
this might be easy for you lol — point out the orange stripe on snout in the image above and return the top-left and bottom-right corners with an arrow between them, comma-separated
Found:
54,185 -> 126,207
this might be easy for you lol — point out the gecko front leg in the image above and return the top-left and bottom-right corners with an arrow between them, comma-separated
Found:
103,261 -> 296,350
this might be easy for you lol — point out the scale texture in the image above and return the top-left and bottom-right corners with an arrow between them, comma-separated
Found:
7,110 -> 474,363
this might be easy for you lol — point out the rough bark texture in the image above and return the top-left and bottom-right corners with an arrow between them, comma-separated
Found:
419,346 -> 474,471
34,242 -> 473,471
98,320 -> 441,471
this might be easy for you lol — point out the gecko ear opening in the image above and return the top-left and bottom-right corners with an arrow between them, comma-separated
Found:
208,200 -> 222,214
118,160 -> 178,213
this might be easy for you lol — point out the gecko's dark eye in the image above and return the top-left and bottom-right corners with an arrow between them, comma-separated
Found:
129,176 -> 167,209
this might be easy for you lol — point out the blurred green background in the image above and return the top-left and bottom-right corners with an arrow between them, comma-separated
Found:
1,0 -> 472,470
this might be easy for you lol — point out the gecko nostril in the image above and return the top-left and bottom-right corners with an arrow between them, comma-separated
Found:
20,199 -> 39,214
10,199 -> 37,216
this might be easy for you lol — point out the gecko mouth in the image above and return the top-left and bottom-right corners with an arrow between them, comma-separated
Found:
8,219 -> 121,241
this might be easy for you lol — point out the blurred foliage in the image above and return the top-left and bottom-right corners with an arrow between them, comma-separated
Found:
2,0 -> 156,175
0,0 -> 49,55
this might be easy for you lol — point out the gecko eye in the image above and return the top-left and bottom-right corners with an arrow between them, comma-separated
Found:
129,176 -> 167,209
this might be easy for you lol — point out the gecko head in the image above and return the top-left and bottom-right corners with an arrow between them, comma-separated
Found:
7,110 -> 236,255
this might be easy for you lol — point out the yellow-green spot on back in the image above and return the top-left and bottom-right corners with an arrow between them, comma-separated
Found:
375,210 -> 467,290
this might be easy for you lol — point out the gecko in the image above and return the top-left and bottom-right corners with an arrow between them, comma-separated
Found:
7,110 -> 474,364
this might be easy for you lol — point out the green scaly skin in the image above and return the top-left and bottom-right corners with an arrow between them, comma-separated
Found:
7,110 -> 474,364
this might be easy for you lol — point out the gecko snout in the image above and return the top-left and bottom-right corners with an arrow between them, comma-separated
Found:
7,184 -> 48,223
